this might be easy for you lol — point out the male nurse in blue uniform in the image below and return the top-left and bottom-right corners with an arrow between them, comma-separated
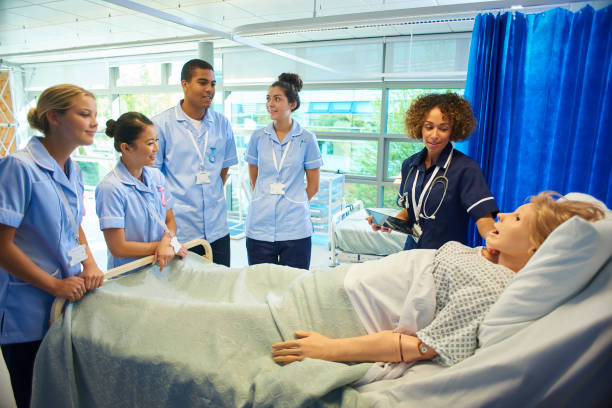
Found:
152,59 -> 237,266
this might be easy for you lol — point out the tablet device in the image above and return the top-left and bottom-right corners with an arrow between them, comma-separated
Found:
366,208 -> 415,235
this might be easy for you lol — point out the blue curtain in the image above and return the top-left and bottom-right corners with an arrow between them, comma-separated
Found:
464,5 -> 612,246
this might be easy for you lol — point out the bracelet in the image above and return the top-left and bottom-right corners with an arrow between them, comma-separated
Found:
398,333 -> 406,362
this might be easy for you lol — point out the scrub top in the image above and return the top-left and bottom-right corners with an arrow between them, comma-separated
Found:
0,137 -> 84,344
245,120 -> 323,242
95,160 -> 175,269
152,101 -> 238,244
397,142 -> 498,250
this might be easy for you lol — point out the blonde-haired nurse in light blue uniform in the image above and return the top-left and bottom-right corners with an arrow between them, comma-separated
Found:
245,73 -> 322,270
96,112 -> 187,271
0,84 -> 104,408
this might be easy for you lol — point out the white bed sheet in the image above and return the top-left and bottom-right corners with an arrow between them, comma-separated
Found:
356,253 -> 612,407
334,209 -> 407,256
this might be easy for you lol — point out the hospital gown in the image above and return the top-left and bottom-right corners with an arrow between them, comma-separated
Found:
416,241 -> 516,366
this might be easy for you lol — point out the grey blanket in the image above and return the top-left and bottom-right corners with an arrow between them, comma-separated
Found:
32,254 -> 373,407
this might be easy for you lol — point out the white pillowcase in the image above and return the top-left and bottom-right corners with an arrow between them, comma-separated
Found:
478,194 -> 612,348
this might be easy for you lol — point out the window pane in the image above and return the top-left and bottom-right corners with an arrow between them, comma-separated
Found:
387,140 -> 424,179
296,89 -> 381,133
25,62 -> 109,91
318,139 -> 377,177
118,93 -> 183,117
226,90 -> 268,150
116,63 -> 162,86
386,88 -> 464,134
386,35 -> 470,75
382,185 -> 401,208
345,183 -> 377,208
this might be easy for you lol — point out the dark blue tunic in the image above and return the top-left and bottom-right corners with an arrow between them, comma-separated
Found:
397,143 -> 498,249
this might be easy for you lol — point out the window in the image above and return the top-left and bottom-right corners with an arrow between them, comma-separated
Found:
116,63 -> 162,86
345,182 -> 377,208
318,138 -> 377,177
297,89 -> 381,133
387,140 -> 424,179
118,93 -> 183,118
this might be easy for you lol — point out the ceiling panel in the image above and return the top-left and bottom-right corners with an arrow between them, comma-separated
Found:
227,0 -> 314,16
1,10 -> 46,27
44,0 -> 130,19
0,0 -> 34,10
9,5 -> 80,24
448,19 -> 476,31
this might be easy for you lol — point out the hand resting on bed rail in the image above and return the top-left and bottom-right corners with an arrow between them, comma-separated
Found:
272,191 -> 604,366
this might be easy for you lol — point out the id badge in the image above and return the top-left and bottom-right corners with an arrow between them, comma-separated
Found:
68,244 -> 88,266
196,171 -> 211,184
270,182 -> 285,195
170,236 -> 182,254
412,223 -> 423,238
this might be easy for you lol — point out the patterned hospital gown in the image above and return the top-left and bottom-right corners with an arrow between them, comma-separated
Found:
416,241 -> 516,366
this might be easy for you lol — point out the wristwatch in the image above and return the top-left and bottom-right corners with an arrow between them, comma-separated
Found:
417,341 -> 429,355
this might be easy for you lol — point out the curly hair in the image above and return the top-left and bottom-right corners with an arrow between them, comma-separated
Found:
404,93 -> 476,142
528,191 -> 605,248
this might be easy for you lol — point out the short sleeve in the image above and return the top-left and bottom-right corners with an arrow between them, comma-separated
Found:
222,118 -> 238,168
152,115 -> 166,171
0,156 -> 31,228
303,133 -> 322,170
459,164 -> 499,221
245,131 -> 259,166
95,182 -> 126,230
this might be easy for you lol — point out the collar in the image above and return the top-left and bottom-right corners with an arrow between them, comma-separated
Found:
263,120 -> 304,145
174,100 -> 214,124
412,142 -> 454,172
26,137 -> 78,192
114,160 -> 152,193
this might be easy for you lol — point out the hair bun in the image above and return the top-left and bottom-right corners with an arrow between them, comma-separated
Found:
27,108 -> 43,132
105,119 -> 117,137
278,73 -> 303,92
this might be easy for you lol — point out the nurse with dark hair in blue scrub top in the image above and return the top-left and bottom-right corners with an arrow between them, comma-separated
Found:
245,73 -> 322,269
369,93 -> 498,250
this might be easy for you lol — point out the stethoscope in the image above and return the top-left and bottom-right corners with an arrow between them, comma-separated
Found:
398,148 -> 453,224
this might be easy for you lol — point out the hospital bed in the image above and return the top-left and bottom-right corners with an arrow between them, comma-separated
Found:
31,195 -> 612,407
330,201 -> 407,265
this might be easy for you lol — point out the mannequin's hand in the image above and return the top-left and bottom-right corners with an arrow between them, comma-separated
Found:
271,331 -> 336,364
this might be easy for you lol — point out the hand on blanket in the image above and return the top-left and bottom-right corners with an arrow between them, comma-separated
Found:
80,262 -> 104,290
154,239 -> 175,272
271,331 -> 335,364
53,276 -> 86,302
176,245 -> 188,259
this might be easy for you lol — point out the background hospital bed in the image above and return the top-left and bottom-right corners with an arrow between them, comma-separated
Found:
330,201 -> 407,266
31,195 -> 612,407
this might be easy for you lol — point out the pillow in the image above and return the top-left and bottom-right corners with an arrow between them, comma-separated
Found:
478,195 -> 612,348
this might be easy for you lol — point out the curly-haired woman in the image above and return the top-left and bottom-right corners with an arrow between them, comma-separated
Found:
369,93 -> 498,250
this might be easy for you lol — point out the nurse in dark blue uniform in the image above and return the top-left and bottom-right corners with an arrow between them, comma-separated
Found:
371,93 -> 498,249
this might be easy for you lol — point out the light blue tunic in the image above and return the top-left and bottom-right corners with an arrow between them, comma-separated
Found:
0,137 -> 84,343
95,161 -> 174,270
245,121 -> 322,242
152,101 -> 238,243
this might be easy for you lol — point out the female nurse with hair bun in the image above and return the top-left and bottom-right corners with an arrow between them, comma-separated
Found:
0,84 -> 104,408
95,112 -> 188,271
245,73 -> 323,269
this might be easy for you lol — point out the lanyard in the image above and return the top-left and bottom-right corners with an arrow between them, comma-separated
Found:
27,147 -> 80,243
113,169 -> 171,236
272,139 -> 292,175
410,149 -> 453,224
186,128 -> 209,170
